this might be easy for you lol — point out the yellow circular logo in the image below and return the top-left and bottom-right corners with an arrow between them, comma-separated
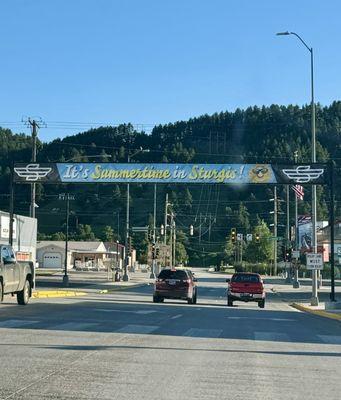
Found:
249,165 -> 271,183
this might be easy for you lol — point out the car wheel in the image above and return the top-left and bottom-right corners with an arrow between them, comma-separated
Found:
258,299 -> 265,309
227,296 -> 233,307
153,295 -> 160,303
17,279 -> 31,305
192,291 -> 197,304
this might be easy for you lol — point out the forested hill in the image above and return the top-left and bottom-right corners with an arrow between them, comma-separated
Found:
0,102 -> 340,265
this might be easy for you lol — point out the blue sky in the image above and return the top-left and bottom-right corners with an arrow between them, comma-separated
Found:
0,0 -> 340,142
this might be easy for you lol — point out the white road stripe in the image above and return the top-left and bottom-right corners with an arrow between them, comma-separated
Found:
317,335 -> 341,345
171,314 -> 183,320
94,309 -> 157,315
228,317 -> 295,322
117,324 -> 159,334
183,328 -> 222,338
254,332 -> 290,342
0,319 -> 39,328
53,322 -> 98,331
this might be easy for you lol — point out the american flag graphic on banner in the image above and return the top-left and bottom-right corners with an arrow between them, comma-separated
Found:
292,184 -> 304,200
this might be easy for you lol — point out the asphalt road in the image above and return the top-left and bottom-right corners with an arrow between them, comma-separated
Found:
0,271 -> 341,400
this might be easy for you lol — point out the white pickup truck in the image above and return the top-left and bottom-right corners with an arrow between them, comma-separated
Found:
0,245 -> 35,305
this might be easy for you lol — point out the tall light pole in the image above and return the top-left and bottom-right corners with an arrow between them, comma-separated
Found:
123,148 -> 150,281
276,31 -> 319,305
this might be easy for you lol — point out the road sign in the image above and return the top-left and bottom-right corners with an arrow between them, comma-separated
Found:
306,253 -> 323,270
337,248 -> 341,257
237,233 -> 243,241
246,234 -> 253,242
131,226 -> 149,232
292,250 -> 300,259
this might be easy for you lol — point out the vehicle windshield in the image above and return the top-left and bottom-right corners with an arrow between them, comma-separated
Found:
232,274 -> 260,283
158,270 -> 188,280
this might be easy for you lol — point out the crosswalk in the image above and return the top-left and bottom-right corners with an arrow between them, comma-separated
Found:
0,318 -> 340,345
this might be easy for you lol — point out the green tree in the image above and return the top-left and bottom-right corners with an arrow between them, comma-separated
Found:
245,220 -> 272,263
75,224 -> 96,241
102,225 -> 114,242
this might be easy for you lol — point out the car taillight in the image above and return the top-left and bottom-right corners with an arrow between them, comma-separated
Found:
182,279 -> 191,284
156,279 -> 163,283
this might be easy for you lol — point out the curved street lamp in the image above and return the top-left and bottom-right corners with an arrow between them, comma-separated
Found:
276,31 -> 318,306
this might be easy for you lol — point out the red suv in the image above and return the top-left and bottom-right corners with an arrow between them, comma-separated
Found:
153,269 -> 197,304
227,272 -> 265,308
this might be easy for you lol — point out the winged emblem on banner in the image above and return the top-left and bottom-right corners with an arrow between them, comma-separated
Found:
282,165 -> 324,183
14,164 -> 53,181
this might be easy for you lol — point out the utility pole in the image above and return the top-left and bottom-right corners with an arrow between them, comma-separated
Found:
285,185 -> 291,283
150,184 -> 157,278
270,187 -> 278,275
169,211 -> 174,267
164,193 -> 168,246
293,151 -> 301,288
27,119 -> 40,219
173,218 -> 176,268
199,213 -> 202,244
59,193 -> 74,286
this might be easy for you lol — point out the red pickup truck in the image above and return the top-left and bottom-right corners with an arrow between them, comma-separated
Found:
227,272 -> 265,308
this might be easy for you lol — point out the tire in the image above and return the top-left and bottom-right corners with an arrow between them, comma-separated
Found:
17,279 -> 31,305
153,295 -> 163,303
258,299 -> 265,309
227,296 -> 233,307
192,292 -> 197,304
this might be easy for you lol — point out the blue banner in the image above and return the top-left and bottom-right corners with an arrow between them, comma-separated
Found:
13,163 -> 328,185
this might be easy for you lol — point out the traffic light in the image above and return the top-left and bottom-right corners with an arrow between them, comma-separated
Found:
231,228 -> 237,243
151,244 -> 156,259
190,225 -> 194,236
156,247 -> 160,258
255,233 -> 260,243
160,224 -> 165,236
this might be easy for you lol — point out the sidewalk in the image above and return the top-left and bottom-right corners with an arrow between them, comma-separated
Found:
34,269 -> 152,297
266,276 -> 341,321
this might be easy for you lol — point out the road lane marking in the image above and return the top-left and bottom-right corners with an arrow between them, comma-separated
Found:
171,314 -> 183,319
53,322 -> 99,331
227,317 -> 295,322
183,328 -> 222,338
117,324 -> 159,334
317,335 -> 341,345
0,320 -> 40,328
94,309 -> 157,315
254,332 -> 290,342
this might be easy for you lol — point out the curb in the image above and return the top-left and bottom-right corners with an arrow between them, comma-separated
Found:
291,303 -> 341,322
33,290 -> 87,299
98,283 -> 148,294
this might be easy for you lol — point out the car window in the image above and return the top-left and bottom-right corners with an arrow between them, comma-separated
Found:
232,274 -> 260,283
158,270 -> 188,280
1,247 -> 10,260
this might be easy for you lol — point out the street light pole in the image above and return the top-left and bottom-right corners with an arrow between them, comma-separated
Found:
276,31 -> 319,305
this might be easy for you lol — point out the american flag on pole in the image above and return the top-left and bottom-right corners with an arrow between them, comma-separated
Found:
292,185 -> 304,200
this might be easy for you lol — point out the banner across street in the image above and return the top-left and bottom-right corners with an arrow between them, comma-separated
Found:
13,162 -> 328,185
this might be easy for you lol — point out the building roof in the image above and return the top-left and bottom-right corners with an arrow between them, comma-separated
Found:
37,241 -> 107,253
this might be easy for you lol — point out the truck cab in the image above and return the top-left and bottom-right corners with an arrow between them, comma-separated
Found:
0,245 -> 34,305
